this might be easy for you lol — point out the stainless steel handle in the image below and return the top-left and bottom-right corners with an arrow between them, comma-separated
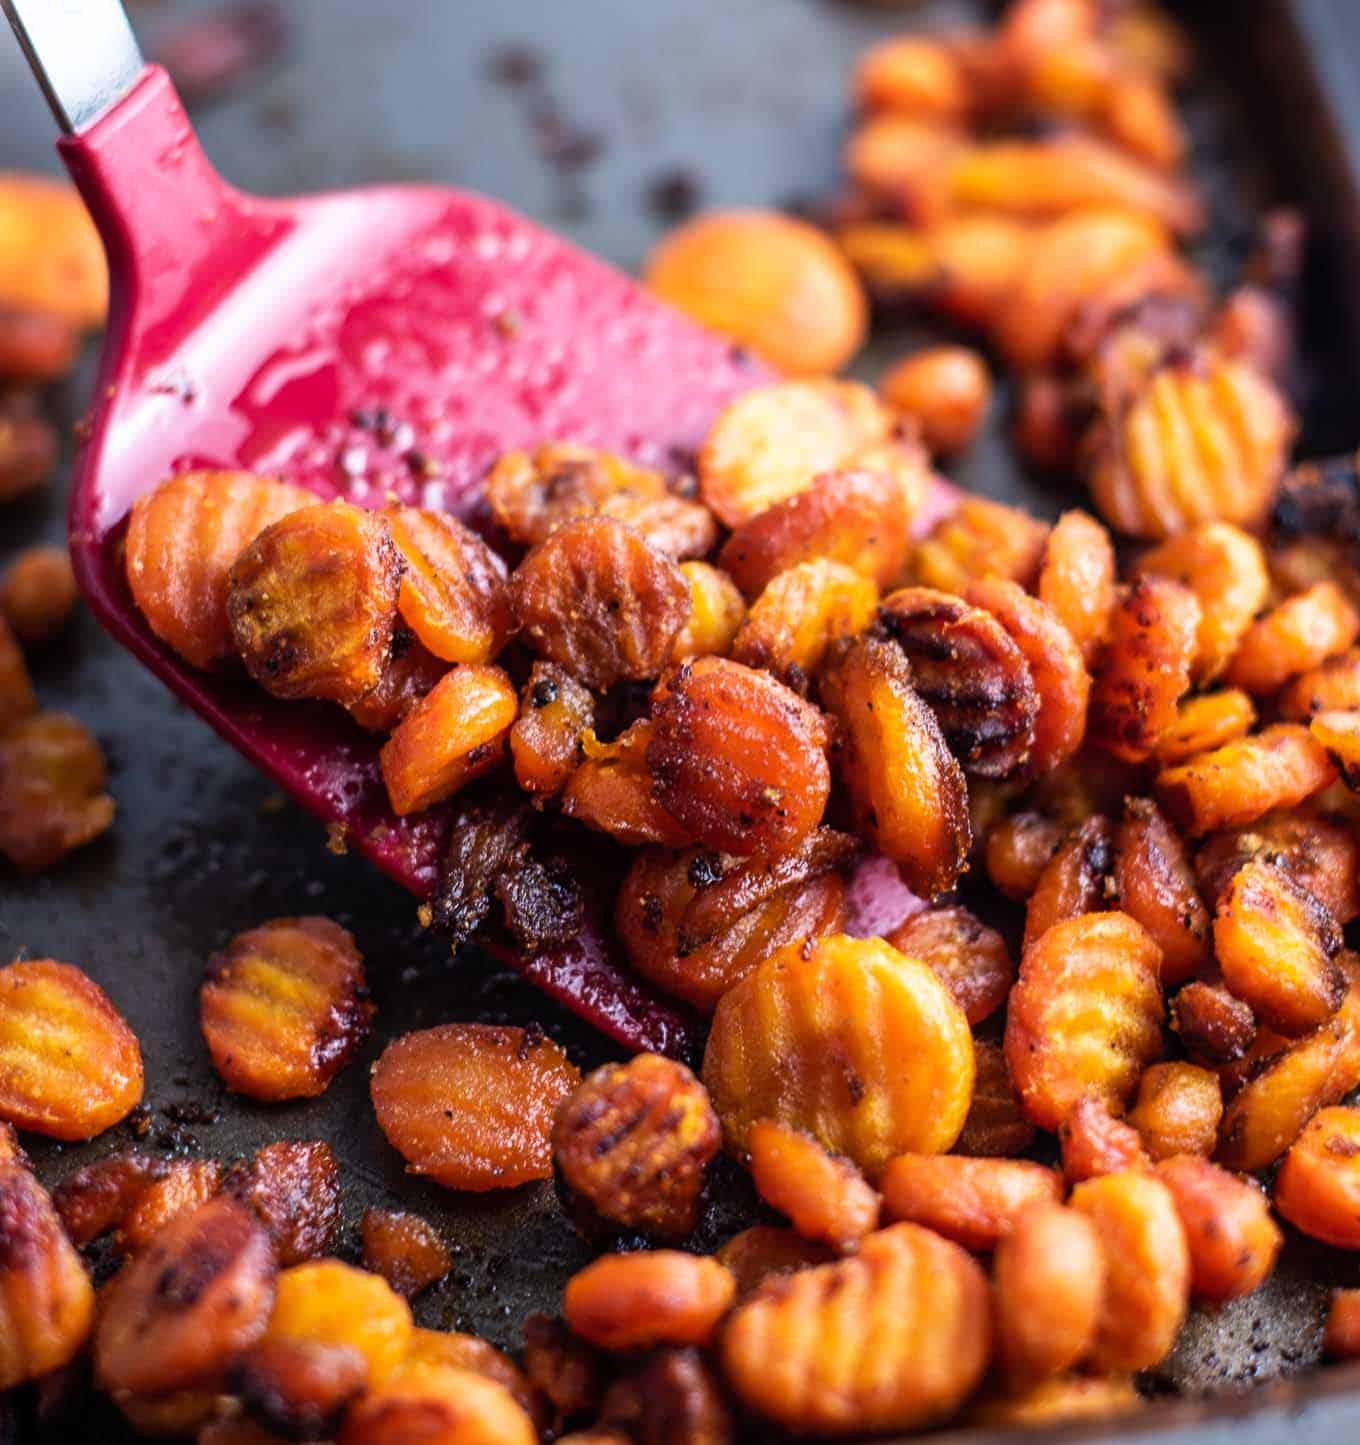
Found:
1,0 -> 143,134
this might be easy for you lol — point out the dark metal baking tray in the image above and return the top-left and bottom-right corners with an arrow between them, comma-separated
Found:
4,0 -> 1360,1438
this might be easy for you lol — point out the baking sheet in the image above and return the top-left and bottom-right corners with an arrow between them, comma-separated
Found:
5,1 -> 1360,1438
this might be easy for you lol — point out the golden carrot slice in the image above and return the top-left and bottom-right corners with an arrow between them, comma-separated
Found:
0,959 -> 141,1140
720,1222 -> 990,1436
200,917 -> 373,1102
703,934 -> 974,1178
386,505 -> 510,664
125,470 -> 315,670
380,664 -> 517,816
0,1160 -> 94,1389
371,1024 -> 581,1191
1005,912 -> 1163,1131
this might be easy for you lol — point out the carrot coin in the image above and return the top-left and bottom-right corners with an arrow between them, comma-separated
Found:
125,470 -> 314,670
1156,1155 -> 1281,1301
646,210 -> 868,377
1037,509 -> 1116,664
563,1252 -> 735,1351
747,1119 -> 881,1249
885,903 -> 1013,1026
968,575 -> 1090,777
117,1157 -> 222,1255
0,545 -> 77,647
0,959 -> 142,1140
1155,690 -> 1257,765
1006,912 -> 1163,1131
720,1221 -> 990,1436
821,633 -> 970,898
371,1024 -> 581,1191
0,175 -> 106,325
880,345 -> 991,455
1157,724 -> 1337,835
880,1154 -> 1061,1251
1227,582 -> 1360,697
648,657 -> 831,858
1114,796 -> 1210,987
339,1361 -> 536,1445
223,1139 -> 341,1267
703,934 -> 974,1178
227,500 -> 402,703
698,380 -> 893,528
1325,1290 -> 1360,1359
719,461 -> 923,599
1023,815 -> 1114,952
1134,522 -> 1269,684
201,917 -> 373,1102
361,1209 -> 451,1299
1217,1013 -> 1348,1171
380,664 -> 517,817
508,516 -> 690,691
1090,576 -> 1200,763
877,586 -> 1039,779
993,1202 -> 1104,1386
1128,1062 -> 1222,1161
1070,1169 -> 1190,1373
0,712 -> 116,872
1214,858 -> 1343,1037
0,1161 -> 94,1389
553,1053 -> 720,1241
386,505 -> 510,665
1274,1106 -> 1360,1249
262,1258 -> 413,1387
671,561 -> 746,661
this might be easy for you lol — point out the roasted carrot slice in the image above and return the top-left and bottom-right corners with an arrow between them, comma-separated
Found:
1274,1106 -> 1360,1249
1128,1063 -> 1222,1161
563,1252 -> 735,1352
648,657 -> 831,858
747,1119 -> 881,1249
880,1154 -> 1061,1252
0,712 -> 115,872
379,664 -> 517,816
1227,582 -> 1360,697
0,174 -> 106,327
1157,724 -> 1337,835
1037,509 -> 1117,665
0,546 -> 77,647
720,1222 -> 989,1437
821,633 -> 970,898
386,505 -> 510,664
0,959 -> 141,1140
645,211 -> 868,377
200,917 -> 373,1102
553,1053 -> 720,1241
703,934 -> 974,1178
371,1024 -> 581,1191
361,1209 -> 451,1299
1005,912 -> 1163,1131
1070,1169 -> 1189,1373
1154,690 -> 1256,765
125,470 -> 314,670
228,500 -> 403,703
1157,1155 -> 1281,1302
0,1160 -> 94,1389
1135,523 -> 1269,684
993,1202 -> 1104,1387
698,381 -> 893,528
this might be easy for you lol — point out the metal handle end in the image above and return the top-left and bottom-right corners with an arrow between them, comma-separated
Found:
2,0 -> 143,134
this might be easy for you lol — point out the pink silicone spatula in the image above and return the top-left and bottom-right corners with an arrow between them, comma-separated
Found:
2,0 -> 775,1055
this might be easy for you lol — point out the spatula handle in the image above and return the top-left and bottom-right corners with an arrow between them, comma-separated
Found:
1,0 -> 143,133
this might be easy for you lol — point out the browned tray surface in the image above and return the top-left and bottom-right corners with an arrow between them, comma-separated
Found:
5,0 -> 1360,1438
